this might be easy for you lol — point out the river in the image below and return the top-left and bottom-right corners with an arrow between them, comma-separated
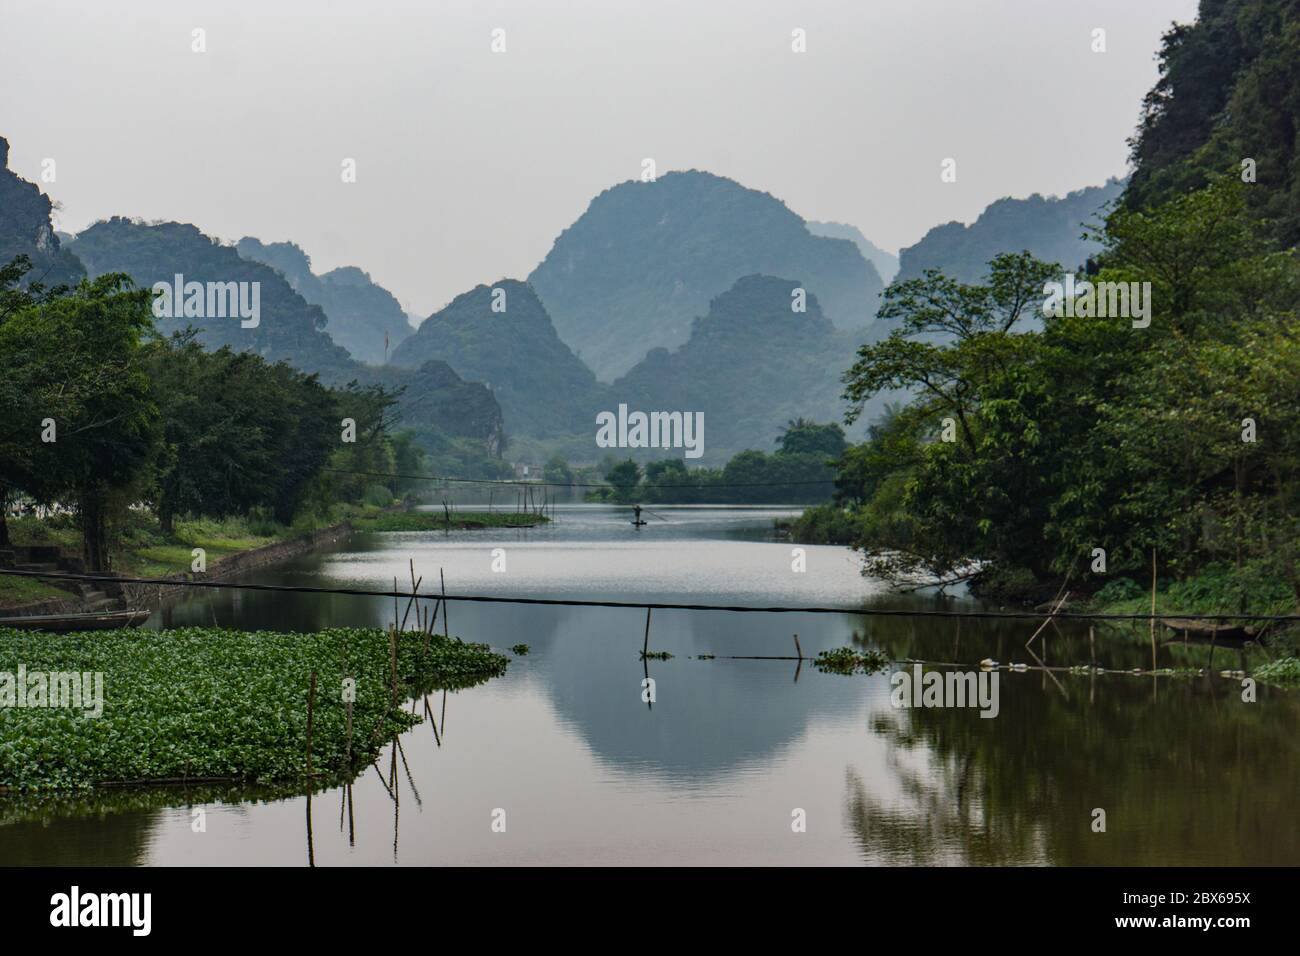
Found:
3,504 -> 1297,865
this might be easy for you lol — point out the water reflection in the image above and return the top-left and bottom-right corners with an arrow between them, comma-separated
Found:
3,505 -> 1297,866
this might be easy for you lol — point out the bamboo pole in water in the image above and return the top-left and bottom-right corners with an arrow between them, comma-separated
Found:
306,670 -> 317,867
441,568 -> 449,639
306,670 -> 317,778
345,685 -> 353,770
1150,548 -> 1158,671
389,624 -> 399,709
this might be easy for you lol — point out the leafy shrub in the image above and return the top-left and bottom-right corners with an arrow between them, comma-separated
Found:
363,483 -> 394,508
1254,657 -> 1300,687
1092,577 -> 1146,604
814,647 -> 890,675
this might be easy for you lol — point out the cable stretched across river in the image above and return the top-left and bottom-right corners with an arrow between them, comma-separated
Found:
1,568 -> 1297,624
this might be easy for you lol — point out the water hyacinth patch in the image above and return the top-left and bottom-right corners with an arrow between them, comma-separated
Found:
0,626 -> 507,791
1254,657 -> 1300,687
813,647 -> 891,675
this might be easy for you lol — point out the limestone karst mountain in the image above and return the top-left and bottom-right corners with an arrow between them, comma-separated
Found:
235,237 -> 412,365
528,170 -> 884,381
0,136 -> 84,289
392,279 -> 604,440
610,274 -> 868,462
807,221 -> 899,284
895,179 -> 1126,284
67,218 -> 504,456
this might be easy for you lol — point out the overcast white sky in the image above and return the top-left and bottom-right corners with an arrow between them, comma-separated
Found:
1,0 -> 1198,317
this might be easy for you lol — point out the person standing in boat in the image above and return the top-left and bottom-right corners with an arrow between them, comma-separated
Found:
633,504 -> 643,525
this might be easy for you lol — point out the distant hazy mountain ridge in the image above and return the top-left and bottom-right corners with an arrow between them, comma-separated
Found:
807,221 -> 898,284
895,179 -> 1126,283
529,170 -> 885,381
611,274 -> 864,462
236,237 -> 412,365
392,279 -> 605,439
66,218 -> 504,455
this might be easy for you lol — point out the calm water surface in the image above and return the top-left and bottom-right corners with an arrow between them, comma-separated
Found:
4,504 -> 1298,865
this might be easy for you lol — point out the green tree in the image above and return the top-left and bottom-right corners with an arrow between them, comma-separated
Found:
0,268 -> 160,569
604,458 -> 642,503
776,418 -> 847,459
543,455 -> 573,485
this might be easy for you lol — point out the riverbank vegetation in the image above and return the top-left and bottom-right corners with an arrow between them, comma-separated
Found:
0,257 -> 438,579
0,625 -> 508,791
794,178 -> 1299,650
1255,658 -> 1300,687
793,4 -> 1300,647
778,6 -> 1300,650
581,418 -> 844,504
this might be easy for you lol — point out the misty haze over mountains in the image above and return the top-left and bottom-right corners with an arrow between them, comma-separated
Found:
2,134 -> 1122,464
527,170 -> 885,382
235,238 -> 414,366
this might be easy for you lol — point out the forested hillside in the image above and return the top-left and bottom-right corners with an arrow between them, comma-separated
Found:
70,219 -> 355,379
1125,0 -> 1300,247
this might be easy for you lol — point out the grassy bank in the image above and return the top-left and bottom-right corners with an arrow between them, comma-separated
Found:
5,510 -> 358,576
353,511 -> 549,532
0,625 -> 508,791
0,507 -> 380,607
1082,565 -> 1296,619
1,502 -> 545,608
0,575 -> 69,608
1085,564 -> 1292,622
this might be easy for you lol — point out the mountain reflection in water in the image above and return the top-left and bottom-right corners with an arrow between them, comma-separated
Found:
2,505 -> 1295,866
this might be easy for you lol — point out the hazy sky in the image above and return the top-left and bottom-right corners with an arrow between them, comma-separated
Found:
1,0 -> 1198,317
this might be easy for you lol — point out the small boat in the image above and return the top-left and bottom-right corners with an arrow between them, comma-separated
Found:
631,520 -> 648,527
0,609 -> 151,632
1160,618 -> 1255,643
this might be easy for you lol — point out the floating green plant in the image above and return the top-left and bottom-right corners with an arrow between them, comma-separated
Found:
0,626 -> 507,792
1254,657 -> 1300,687
813,646 -> 890,675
